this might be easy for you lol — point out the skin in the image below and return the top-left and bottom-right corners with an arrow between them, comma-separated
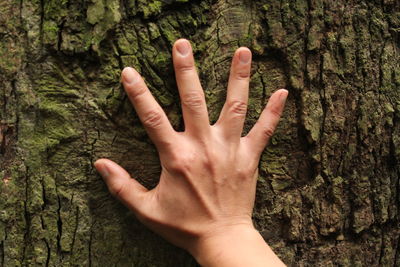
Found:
94,39 -> 288,266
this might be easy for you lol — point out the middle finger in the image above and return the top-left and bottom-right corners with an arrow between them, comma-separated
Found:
172,39 -> 210,137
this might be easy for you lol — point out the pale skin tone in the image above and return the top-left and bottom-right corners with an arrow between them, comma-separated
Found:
94,39 -> 288,266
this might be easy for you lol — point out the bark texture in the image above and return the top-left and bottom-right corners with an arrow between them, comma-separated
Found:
0,0 -> 399,266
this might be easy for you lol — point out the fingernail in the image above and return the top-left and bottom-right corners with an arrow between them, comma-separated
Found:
95,162 -> 110,178
122,67 -> 136,84
280,90 -> 288,104
176,40 -> 190,56
239,49 -> 251,64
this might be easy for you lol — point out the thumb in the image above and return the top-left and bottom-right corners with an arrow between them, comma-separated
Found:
94,158 -> 148,213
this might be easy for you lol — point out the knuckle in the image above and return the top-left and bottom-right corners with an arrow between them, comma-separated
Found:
228,100 -> 247,116
237,166 -> 255,179
176,63 -> 195,74
262,126 -> 275,139
166,151 -> 188,174
203,151 -> 217,175
166,150 -> 196,176
169,158 -> 192,176
142,110 -> 163,129
267,105 -> 282,118
204,149 -> 216,166
236,69 -> 250,80
108,180 -> 125,198
179,160 -> 193,175
127,84 -> 147,101
182,92 -> 204,110
265,105 -> 282,118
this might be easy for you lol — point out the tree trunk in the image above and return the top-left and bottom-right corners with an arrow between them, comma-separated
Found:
1,0 -> 399,266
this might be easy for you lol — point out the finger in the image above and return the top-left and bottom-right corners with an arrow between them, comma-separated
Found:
94,158 -> 148,214
244,89 -> 288,154
215,47 -> 252,141
172,39 -> 210,136
122,67 -> 176,150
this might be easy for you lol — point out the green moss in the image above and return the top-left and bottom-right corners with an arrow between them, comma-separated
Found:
323,52 -> 343,75
138,0 -> 163,19
158,17 -> 181,45
117,29 -> 138,55
0,37 -> 23,75
95,50 -> 121,82
384,102 -> 395,113
271,178 -> 292,191
121,55 -> 141,70
156,91 -> 174,106
176,12 -> 198,29
43,0 -> 69,19
87,0 -> 105,25
42,21 -> 59,45
40,0 -> 69,47
86,0 -> 121,51
301,90 -> 323,143
148,22 -> 161,40
307,25 -> 322,51
191,2 -> 210,25
154,52 -> 171,69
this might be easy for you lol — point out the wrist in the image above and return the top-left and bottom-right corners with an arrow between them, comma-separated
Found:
188,223 -> 256,264
188,222 -> 285,267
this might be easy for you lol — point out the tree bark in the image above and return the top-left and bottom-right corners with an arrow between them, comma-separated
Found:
0,0 -> 399,266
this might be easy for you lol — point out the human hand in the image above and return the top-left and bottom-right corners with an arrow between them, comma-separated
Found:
94,39 -> 287,266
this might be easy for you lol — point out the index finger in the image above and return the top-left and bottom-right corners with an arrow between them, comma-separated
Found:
121,67 -> 177,150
